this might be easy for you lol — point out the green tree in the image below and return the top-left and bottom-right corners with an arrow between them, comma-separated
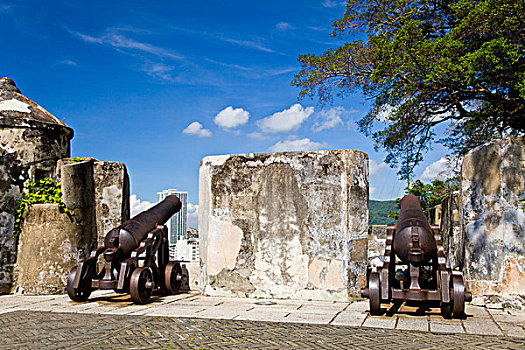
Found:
293,0 -> 525,180
387,177 -> 460,219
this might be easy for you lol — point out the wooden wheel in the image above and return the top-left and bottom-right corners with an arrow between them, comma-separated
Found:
165,262 -> 183,294
130,267 -> 153,304
369,272 -> 381,316
67,266 -> 92,302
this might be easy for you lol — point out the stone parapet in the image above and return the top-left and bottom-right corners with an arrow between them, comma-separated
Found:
199,150 -> 369,301
461,137 -> 525,295
15,204 -> 94,294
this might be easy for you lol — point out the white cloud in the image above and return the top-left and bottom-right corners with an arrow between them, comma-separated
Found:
421,157 -> 460,180
269,138 -> 326,152
142,63 -> 175,81
321,0 -> 345,7
214,106 -> 250,129
218,36 -> 274,53
73,29 -> 182,59
60,59 -> 77,66
183,121 -> 212,137
369,159 -> 387,176
257,104 -> 314,133
247,132 -> 266,140
370,186 -> 377,195
130,194 -> 155,217
312,107 -> 346,132
187,202 -> 199,228
276,22 -> 294,31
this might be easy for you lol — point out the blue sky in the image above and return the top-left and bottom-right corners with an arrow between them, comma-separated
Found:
0,0 -> 452,227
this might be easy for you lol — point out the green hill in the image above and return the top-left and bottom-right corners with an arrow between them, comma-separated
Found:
369,200 -> 397,225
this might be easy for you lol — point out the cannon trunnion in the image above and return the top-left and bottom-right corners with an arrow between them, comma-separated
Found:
361,195 -> 472,318
67,195 -> 184,304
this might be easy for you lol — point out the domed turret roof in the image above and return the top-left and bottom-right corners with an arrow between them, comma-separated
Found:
0,78 -> 73,137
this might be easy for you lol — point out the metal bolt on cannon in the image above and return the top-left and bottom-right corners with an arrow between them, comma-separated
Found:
67,195 -> 184,304
361,195 -> 472,318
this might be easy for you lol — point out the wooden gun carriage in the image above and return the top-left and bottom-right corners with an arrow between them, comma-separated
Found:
67,195 -> 184,304
361,195 -> 472,318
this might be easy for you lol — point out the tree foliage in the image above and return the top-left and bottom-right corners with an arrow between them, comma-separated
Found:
386,177 -> 460,219
293,0 -> 525,179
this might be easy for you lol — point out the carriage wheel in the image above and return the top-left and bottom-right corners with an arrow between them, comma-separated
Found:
441,301 -> 452,319
165,262 -> 183,294
67,266 -> 92,302
452,274 -> 466,318
130,267 -> 154,304
369,272 -> 381,316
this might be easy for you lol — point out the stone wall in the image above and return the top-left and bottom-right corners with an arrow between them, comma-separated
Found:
367,225 -> 388,269
15,204 -> 95,294
199,150 -> 369,300
440,192 -> 462,270
461,137 -> 525,295
14,158 -> 130,294
0,126 -> 71,293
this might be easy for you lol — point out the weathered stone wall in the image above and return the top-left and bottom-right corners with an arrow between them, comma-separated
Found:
440,191 -> 462,270
0,126 -> 71,293
461,137 -> 525,296
15,204 -> 95,294
367,225 -> 388,269
93,161 -> 130,243
199,150 -> 369,301
1,77 -> 73,292
14,159 -> 130,294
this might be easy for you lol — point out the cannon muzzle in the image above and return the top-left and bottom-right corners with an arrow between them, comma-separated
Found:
393,195 -> 437,266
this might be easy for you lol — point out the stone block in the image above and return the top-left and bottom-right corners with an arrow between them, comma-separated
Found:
367,225 -> 388,268
93,161 -> 130,244
199,150 -> 369,301
461,137 -> 525,295
15,204 -> 96,294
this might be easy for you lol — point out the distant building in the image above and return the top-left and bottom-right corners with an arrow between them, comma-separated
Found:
171,237 -> 199,262
157,189 -> 188,258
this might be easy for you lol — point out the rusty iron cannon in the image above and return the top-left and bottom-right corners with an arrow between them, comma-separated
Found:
67,195 -> 184,304
361,195 -> 472,318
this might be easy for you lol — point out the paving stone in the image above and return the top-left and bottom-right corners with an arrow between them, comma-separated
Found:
297,303 -> 347,313
396,316 -> 429,331
465,304 -> 490,317
2,311 -> 525,349
330,310 -> 368,326
143,303 -> 206,317
233,309 -> 290,322
362,316 -> 397,329
462,317 -> 502,336
346,301 -> 369,312
497,322 -> 525,338
429,319 -> 465,334
282,312 -> 335,324
190,306 -> 242,320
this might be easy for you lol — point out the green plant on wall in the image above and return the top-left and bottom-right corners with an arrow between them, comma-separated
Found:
12,177 -> 72,238
69,157 -> 85,163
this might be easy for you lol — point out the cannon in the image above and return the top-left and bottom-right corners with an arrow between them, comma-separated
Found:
67,195 -> 184,304
361,195 -> 472,318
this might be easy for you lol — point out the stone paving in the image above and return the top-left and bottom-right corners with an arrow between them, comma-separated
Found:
0,291 -> 524,349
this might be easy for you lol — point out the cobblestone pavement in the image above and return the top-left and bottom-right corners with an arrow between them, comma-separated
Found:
1,292 -> 524,349
1,310 -> 524,350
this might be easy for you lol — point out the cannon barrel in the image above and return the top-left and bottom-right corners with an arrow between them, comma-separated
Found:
393,195 -> 437,265
105,195 -> 182,258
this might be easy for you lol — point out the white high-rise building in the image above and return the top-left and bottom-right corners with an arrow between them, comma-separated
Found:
157,189 -> 188,248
